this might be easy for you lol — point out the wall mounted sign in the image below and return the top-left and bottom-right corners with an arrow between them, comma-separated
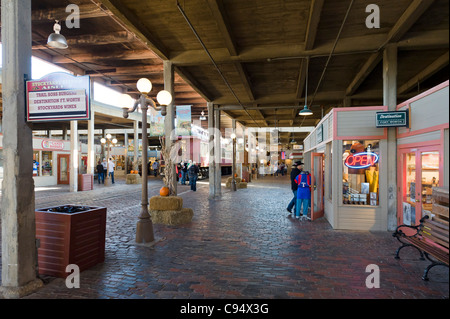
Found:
41,140 -> 65,151
375,110 -> 409,128
344,151 -> 379,169
26,72 -> 90,122
316,124 -> 323,143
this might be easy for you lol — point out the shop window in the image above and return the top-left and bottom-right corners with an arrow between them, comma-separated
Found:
33,151 -> 40,176
342,140 -> 379,205
42,151 -> 53,176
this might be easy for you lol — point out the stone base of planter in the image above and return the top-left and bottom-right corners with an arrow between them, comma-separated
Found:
151,208 -> 194,226
126,173 -> 141,184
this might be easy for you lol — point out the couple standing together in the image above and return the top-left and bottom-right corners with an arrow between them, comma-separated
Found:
287,161 -> 312,221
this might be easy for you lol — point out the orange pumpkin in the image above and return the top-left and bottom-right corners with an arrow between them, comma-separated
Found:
131,170 -> 135,174
160,186 -> 170,196
234,174 -> 238,177
242,179 -> 246,182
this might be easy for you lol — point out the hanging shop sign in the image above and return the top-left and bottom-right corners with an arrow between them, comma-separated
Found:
176,105 -> 192,136
344,151 -> 379,169
26,72 -> 90,122
375,110 -> 409,128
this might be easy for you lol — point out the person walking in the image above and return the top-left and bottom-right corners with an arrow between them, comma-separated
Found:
152,160 -> 159,177
96,160 -> 105,184
180,161 -> 188,185
295,170 -> 312,221
108,157 -> 115,184
188,161 -> 199,191
286,161 -> 302,216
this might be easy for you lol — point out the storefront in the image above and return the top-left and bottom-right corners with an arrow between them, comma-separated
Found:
304,106 -> 388,231
396,80 -> 449,226
303,80 -> 449,231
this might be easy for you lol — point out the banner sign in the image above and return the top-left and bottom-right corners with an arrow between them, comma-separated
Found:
149,112 -> 164,136
176,105 -> 192,136
375,110 -> 409,128
26,72 -> 90,122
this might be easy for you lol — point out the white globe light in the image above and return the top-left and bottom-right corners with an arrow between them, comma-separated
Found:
136,78 -> 152,94
230,133 -> 236,139
156,90 -> 172,106
112,138 -> 118,144
119,94 -> 135,109
100,138 -> 106,144
106,133 -> 112,139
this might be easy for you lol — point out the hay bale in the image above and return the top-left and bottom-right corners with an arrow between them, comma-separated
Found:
151,208 -> 194,225
149,196 -> 183,211
126,174 -> 141,184
237,182 -> 247,189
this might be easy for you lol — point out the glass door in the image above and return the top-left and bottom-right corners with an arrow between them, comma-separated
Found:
57,154 -> 70,184
398,147 -> 440,226
311,152 -> 324,221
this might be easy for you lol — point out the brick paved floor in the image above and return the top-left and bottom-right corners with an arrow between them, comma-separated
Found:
0,174 -> 448,299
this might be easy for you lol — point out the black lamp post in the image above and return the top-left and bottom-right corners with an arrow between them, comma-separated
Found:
122,78 -> 172,243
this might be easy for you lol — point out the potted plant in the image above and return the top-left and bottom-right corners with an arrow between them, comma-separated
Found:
35,205 -> 107,278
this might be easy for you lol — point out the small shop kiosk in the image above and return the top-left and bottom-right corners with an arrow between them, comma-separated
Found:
303,80 -> 449,231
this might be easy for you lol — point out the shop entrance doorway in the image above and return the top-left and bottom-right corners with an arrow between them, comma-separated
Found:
311,152 -> 324,221
57,154 -> 70,184
398,144 -> 442,226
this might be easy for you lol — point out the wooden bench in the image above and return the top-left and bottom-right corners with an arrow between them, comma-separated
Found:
393,214 -> 449,281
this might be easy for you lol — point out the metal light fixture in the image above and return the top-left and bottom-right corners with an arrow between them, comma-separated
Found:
122,77 -> 172,244
299,57 -> 313,116
199,110 -> 206,121
47,20 -> 68,49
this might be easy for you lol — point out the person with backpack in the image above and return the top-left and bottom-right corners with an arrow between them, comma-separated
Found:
286,161 -> 302,216
188,161 -> 199,191
295,170 -> 312,221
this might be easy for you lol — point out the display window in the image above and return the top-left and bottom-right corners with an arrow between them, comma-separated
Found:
342,140 -> 380,205
42,151 -> 53,176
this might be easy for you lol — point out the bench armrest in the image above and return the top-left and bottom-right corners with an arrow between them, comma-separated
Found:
392,224 -> 420,238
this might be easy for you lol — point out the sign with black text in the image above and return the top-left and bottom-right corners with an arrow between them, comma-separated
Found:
26,72 -> 90,122
375,110 -> 409,128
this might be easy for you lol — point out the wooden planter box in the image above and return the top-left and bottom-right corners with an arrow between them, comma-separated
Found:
35,205 -> 107,278
78,174 -> 93,191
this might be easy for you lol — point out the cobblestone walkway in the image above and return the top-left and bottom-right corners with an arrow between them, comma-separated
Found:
0,175 -> 448,299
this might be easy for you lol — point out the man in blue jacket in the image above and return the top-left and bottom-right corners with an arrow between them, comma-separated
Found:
295,170 -> 312,221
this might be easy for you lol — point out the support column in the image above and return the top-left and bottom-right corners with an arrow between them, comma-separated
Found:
87,80 -> 95,175
383,44 -> 398,231
124,132 -> 129,173
134,120 -> 139,171
70,121 -> 79,192
208,102 -> 216,198
163,60 -> 177,195
0,0 -> 43,298
214,108 -> 222,196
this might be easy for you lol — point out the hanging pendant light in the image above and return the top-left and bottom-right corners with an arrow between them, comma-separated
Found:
199,110 -> 206,121
299,57 -> 312,116
47,20 -> 68,49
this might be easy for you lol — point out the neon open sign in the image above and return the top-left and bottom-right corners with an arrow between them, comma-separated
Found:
345,152 -> 379,169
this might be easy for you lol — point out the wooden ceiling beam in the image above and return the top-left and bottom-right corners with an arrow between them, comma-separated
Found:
32,31 -> 135,49
206,0 -> 238,56
96,0 -> 169,60
345,0 -> 434,98
31,3 -> 107,22
52,49 -> 158,63
398,51 -> 449,94
304,0 -> 324,51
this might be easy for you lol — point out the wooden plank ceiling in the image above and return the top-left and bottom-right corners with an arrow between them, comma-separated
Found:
1,0 -> 448,145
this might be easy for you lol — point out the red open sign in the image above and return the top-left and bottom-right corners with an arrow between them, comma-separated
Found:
345,152 -> 379,169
